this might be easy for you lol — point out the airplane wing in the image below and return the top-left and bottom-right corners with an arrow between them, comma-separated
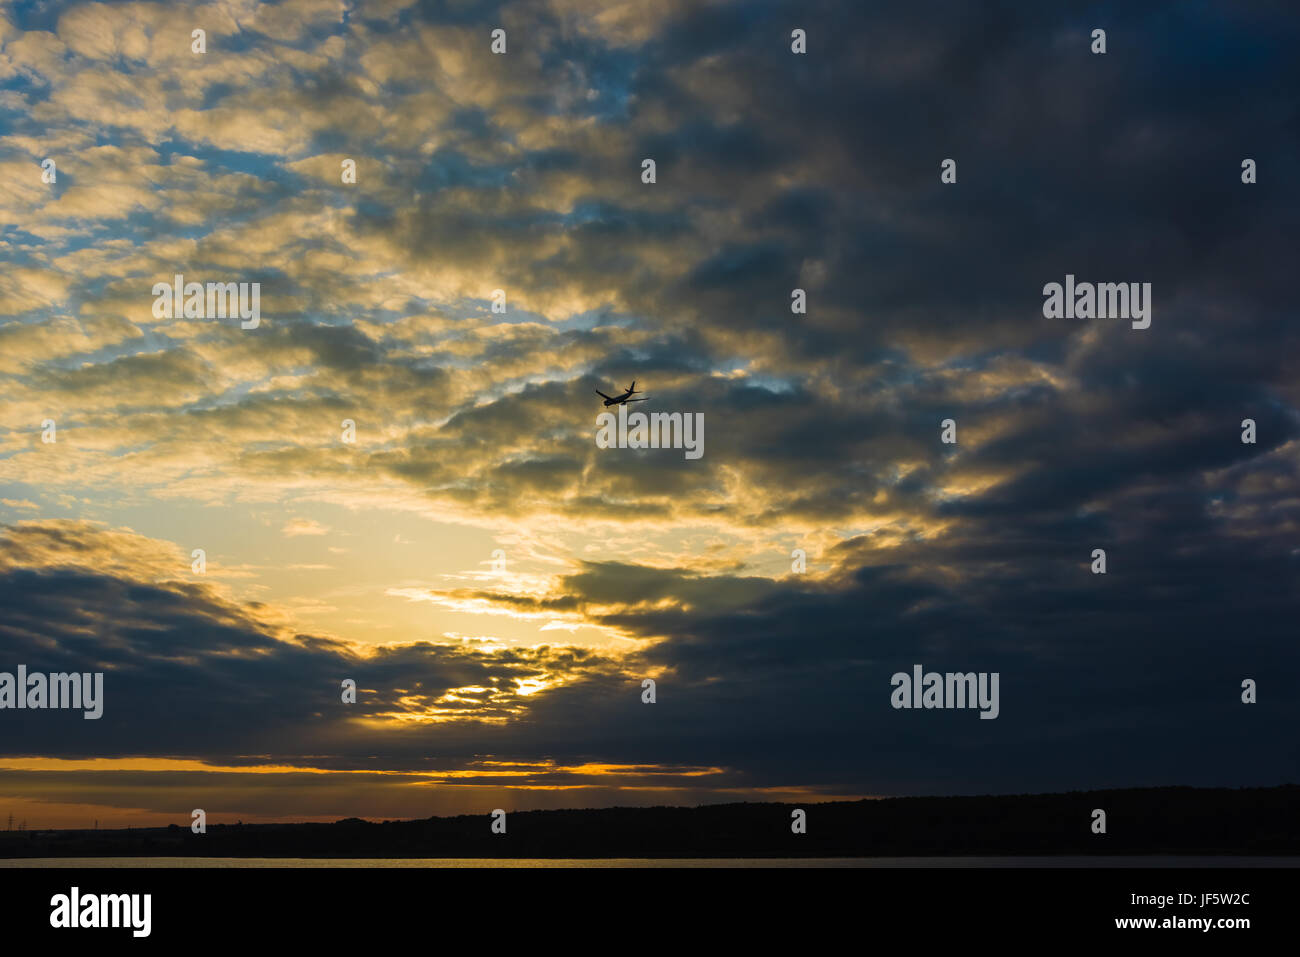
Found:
595,390 -> 612,400
625,396 -> 651,402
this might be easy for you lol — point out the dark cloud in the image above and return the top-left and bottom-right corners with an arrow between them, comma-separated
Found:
3,525 -> 1294,798
3,0 -> 1299,819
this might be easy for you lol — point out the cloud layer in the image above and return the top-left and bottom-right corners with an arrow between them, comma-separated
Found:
1,0 -> 1297,824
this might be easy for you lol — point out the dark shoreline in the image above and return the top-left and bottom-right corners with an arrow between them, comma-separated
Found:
3,784 -> 1296,859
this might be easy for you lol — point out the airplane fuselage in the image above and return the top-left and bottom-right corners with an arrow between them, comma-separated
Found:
597,382 -> 642,406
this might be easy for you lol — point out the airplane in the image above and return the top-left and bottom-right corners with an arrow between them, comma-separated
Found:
595,380 -> 650,407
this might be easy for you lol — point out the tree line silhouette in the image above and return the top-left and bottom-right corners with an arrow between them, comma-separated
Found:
1,785 -> 1295,858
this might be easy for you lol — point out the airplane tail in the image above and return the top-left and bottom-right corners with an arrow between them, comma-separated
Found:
628,380 -> 637,393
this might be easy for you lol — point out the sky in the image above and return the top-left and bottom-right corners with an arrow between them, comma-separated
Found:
0,0 -> 1298,829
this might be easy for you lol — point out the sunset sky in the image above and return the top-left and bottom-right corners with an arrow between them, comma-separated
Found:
1,0 -> 1297,829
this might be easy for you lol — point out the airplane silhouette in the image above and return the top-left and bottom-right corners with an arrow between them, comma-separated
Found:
595,380 -> 650,407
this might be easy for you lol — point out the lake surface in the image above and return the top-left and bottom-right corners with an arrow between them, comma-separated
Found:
3,856 -> 1296,868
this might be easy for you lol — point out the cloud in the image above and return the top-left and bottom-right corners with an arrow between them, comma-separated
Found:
1,0 -> 1298,821
283,518 -> 330,537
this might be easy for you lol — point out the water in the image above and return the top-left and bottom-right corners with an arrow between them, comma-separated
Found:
2,856 -> 1295,868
